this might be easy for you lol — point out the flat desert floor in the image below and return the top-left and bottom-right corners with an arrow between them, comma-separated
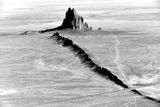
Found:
0,0 -> 160,107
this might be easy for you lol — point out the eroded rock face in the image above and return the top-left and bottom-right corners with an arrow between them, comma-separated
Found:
61,7 -> 89,30
39,7 -> 91,33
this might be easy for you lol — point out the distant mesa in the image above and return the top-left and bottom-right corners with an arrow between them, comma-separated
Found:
39,7 -> 92,33
20,30 -> 37,35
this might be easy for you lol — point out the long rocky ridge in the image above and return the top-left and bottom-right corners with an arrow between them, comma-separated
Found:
50,32 -> 160,104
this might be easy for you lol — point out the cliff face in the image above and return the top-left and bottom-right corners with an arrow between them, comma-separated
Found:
61,7 -> 89,30
39,7 -> 91,33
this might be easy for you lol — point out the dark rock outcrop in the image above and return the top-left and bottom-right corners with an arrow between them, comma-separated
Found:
39,7 -> 91,33
98,27 -> 102,31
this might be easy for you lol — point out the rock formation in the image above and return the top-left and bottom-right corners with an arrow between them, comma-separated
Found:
39,7 -> 91,33
98,27 -> 102,31
20,30 -> 37,35
50,32 -> 160,104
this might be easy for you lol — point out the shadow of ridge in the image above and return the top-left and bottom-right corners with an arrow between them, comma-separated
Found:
50,32 -> 160,104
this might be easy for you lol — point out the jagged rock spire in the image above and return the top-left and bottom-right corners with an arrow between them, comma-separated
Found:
61,7 -> 89,30
39,7 -> 91,33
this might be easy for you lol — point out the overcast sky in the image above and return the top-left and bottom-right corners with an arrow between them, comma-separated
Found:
1,0 -> 157,12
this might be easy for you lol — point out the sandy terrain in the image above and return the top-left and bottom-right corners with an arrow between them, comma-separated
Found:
0,31 -> 159,107
0,0 -> 160,106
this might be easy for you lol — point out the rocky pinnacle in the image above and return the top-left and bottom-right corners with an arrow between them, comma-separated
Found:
39,7 -> 91,33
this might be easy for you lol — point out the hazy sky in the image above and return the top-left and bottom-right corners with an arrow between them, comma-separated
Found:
0,0 -> 158,17
1,0 -> 157,13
